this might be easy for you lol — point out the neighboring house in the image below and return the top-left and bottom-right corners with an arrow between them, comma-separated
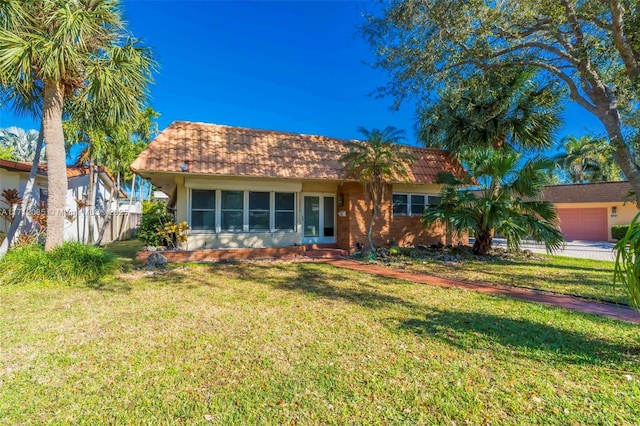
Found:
130,121 -> 466,252
0,159 -> 127,243
539,181 -> 637,241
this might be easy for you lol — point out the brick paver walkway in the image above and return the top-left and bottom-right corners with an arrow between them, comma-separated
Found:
321,258 -> 640,324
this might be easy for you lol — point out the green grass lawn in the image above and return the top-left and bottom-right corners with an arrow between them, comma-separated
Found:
1,260 -> 639,424
388,254 -> 628,305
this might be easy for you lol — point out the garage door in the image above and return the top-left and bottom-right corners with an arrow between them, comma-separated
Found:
557,208 -> 608,241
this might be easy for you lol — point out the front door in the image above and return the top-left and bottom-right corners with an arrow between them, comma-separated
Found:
302,194 -> 335,244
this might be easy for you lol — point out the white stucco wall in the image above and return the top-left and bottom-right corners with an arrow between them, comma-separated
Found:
0,169 -> 119,243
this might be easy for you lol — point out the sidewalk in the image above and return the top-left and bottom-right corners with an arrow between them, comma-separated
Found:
492,238 -> 617,261
321,258 -> 640,324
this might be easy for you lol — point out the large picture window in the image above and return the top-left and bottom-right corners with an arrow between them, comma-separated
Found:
191,189 -> 216,231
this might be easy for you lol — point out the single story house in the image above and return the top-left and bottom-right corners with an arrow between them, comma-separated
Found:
539,181 -> 637,241
130,121 -> 466,253
0,159 -> 128,243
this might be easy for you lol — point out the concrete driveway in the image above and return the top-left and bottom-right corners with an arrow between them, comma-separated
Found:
491,238 -> 617,261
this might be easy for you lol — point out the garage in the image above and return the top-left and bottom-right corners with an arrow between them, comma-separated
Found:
557,208 -> 608,241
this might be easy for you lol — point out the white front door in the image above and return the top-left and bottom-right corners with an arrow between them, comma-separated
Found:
302,194 -> 335,244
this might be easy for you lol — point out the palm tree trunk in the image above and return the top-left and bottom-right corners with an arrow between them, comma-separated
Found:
43,80 -> 67,251
86,159 -> 97,244
472,228 -> 493,256
96,176 -> 116,245
367,209 -> 376,254
0,124 -> 44,258
119,173 -> 135,240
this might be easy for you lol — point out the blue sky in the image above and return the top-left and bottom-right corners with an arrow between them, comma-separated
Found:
0,0 -> 605,146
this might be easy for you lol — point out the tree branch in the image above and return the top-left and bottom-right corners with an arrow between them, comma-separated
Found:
608,0 -> 640,81
470,59 -> 599,115
486,41 -> 578,66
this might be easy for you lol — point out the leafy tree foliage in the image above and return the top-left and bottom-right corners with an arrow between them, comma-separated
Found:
420,68 -> 563,152
0,0 -> 156,250
0,145 -> 14,161
340,127 -> 415,253
424,150 -> 563,256
0,127 -> 43,161
362,0 -> 640,203
554,135 -> 622,183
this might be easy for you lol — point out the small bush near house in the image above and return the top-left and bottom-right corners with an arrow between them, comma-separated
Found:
137,200 -> 189,248
0,242 -> 118,286
611,224 -> 629,241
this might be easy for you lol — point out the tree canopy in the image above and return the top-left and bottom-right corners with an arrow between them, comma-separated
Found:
362,0 -> 640,202
340,126 -> 415,253
424,150 -> 563,255
419,68 -> 563,153
0,0 -> 156,250
0,127 -> 43,162
554,135 -> 622,183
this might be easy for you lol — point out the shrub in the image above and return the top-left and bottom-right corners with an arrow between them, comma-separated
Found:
389,246 -> 413,257
614,213 -> 640,308
137,200 -> 189,248
137,200 -> 174,246
0,242 -> 119,286
611,225 -> 629,241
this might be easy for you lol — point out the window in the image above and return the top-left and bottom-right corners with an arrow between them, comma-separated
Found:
191,189 -> 216,231
427,195 -> 441,207
221,190 -> 243,231
249,191 -> 270,231
274,192 -> 295,231
410,195 -> 425,216
392,194 -> 408,215
393,193 -> 441,216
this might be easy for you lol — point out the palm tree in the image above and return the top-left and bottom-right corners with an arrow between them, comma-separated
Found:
555,135 -> 622,183
0,0 -> 155,250
340,126 -> 415,254
419,68 -> 563,153
424,150 -> 563,256
0,127 -> 43,161
64,104 -> 158,244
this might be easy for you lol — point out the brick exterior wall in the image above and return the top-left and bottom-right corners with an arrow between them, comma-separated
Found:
336,182 -> 464,253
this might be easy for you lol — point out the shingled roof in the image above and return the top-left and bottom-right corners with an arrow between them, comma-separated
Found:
131,121 -> 464,184
540,181 -> 635,203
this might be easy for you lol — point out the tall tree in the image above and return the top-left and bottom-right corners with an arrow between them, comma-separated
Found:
0,127 -> 43,161
424,150 -> 564,256
64,104 -> 158,244
555,135 -> 622,183
420,69 -> 563,153
340,126 -> 415,254
0,0 -> 155,250
362,0 -> 640,204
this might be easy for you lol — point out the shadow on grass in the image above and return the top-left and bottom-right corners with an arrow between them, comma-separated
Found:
491,258 -> 614,274
399,309 -> 640,365
219,262 -> 419,310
